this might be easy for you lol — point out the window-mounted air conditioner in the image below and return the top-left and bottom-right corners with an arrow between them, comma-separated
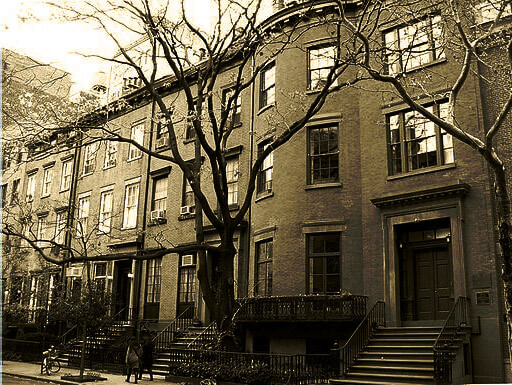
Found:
150,209 -> 166,222
182,254 -> 194,266
180,206 -> 195,215
156,136 -> 169,148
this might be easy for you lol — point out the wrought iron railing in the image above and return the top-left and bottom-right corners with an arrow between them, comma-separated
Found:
152,308 -> 195,352
339,300 -> 385,375
433,296 -> 470,384
235,294 -> 367,322
168,348 -> 338,385
187,321 -> 217,349
58,324 -> 78,345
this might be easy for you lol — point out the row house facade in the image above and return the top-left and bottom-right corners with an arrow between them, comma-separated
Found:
3,1 -> 512,383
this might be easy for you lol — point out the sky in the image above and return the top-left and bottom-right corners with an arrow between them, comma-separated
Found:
1,0 -> 216,92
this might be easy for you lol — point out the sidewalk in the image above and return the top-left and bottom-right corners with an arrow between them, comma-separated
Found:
1,360 -> 178,385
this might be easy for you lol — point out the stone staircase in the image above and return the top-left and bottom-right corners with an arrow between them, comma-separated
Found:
331,326 -> 444,385
152,324 -> 214,375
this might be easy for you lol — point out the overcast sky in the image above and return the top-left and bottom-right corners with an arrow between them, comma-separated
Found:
1,0 -> 218,91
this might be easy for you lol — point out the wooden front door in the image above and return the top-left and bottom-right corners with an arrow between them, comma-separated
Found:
414,247 -> 452,320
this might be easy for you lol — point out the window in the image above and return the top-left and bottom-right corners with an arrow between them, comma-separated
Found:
384,15 -> 444,75
260,62 -> 275,109
186,101 -> 199,140
178,255 -> 196,304
308,233 -> 341,294
308,125 -> 339,184
308,44 -> 337,90
11,179 -> 20,203
146,258 -> 162,303
182,176 -> 195,213
128,124 -> 144,160
28,275 -> 41,322
156,114 -> 170,148
77,194 -> 90,236
94,262 -> 107,292
475,1 -> 512,24
83,143 -> 98,175
222,88 -> 242,126
152,176 -> 167,212
2,184 -> 7,208
10,276 -> 24,305
255,239 -> 273,296
104,141 -> 117,168
123,182 -> 140,228
55,211 -> 66,244
60,160 -> 72,191
387,102 -> 453,175
26,173 -> 36,201
226,156 -> 239,205
36,215 -> 47,247
257,142 -> 273,194
42,167 -> 53,197
99,189 -> 114,233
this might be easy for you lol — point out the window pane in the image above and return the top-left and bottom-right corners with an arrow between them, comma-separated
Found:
325,233 -> 340,252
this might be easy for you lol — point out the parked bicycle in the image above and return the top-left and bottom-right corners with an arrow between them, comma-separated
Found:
40,346 -> 61,375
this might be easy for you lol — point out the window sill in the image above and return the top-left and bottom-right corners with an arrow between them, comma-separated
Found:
127,156 -> 142,163
59,188 -> 70,194
41,194 -> 50,199
96,230 -> 111,235
257,104 -> 275,116
155,145 -> 170,152
120,226 -> 137,231
148,219 -> 167,226
183,138 -> 195,144
387,163 -> 456,181
178,213 -> 195,221
82,172 -> 93,177
255,191 -> 274,202
103,165 -> 116,171
305,182 -> 342,191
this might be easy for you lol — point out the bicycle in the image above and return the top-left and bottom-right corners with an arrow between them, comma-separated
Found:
200,379 -> 217,385
41,346 -> 61,375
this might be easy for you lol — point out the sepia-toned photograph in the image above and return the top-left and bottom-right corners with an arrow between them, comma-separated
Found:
2,0 -> 512,384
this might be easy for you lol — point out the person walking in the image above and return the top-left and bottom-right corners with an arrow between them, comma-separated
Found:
138,335 -> 154,381
125,338 -> 141,383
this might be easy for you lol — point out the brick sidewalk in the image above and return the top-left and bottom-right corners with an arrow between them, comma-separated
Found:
1,360 -> 176,385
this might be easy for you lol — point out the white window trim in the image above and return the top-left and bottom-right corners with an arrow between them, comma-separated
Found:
122,181 -> 140,229
41,167 -> 53,197
60,159 -> 73,192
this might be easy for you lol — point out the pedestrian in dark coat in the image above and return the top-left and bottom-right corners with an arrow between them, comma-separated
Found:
138,336 -> 154,381
125,339 -> 141,383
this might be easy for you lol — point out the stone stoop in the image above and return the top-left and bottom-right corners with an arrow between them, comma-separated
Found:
330,326 -> 444,385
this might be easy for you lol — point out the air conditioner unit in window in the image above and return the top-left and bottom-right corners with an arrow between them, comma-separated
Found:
180,206 -> 194,215
156,136 -> 169,148
150,209 -> 166,222
182,254 -> 194,266
66,267 -> 82,277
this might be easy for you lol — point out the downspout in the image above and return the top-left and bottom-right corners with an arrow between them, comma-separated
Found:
136,92 -> 156,324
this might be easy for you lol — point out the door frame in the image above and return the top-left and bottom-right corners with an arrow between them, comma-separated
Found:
383,203 -> 467,326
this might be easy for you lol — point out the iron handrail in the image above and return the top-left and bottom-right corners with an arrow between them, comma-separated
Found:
152,308 -> 194,352
186,320 -> 217,349
339,300 -> 385,375
433,296 -> 470,351
58,324 -> 78,345
433,296 -> 471,383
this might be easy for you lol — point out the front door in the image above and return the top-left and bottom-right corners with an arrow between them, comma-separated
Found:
177,254 -> 196,319
414,247 -> 452,320
398,220 -> 453,322
114,260 -> 132,320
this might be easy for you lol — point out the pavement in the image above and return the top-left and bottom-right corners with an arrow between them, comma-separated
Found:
1,361 -> 180,385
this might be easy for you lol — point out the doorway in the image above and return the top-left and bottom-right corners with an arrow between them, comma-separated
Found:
114,260 -> 132,320
398,219 -> 453,322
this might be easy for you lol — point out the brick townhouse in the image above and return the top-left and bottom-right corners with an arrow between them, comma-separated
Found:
3,1 -> 512,383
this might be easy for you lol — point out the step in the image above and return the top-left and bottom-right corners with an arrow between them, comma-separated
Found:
341,372 -> 434,384
349,365 -> 434,376
366,345 -> 434,353
374,332 -> 439,339
330,378 -> 432,385
370,338 -> 436,346
355,358 -> 433,368
360,351 -> 433,358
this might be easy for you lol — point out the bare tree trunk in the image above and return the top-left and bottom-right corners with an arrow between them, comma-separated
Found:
79,323 -> 86,379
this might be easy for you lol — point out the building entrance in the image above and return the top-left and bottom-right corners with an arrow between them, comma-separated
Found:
114,260 -> 132,320
398,219 -> 453,322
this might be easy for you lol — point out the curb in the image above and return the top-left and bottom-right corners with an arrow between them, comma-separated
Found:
3,371 -> 81,385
